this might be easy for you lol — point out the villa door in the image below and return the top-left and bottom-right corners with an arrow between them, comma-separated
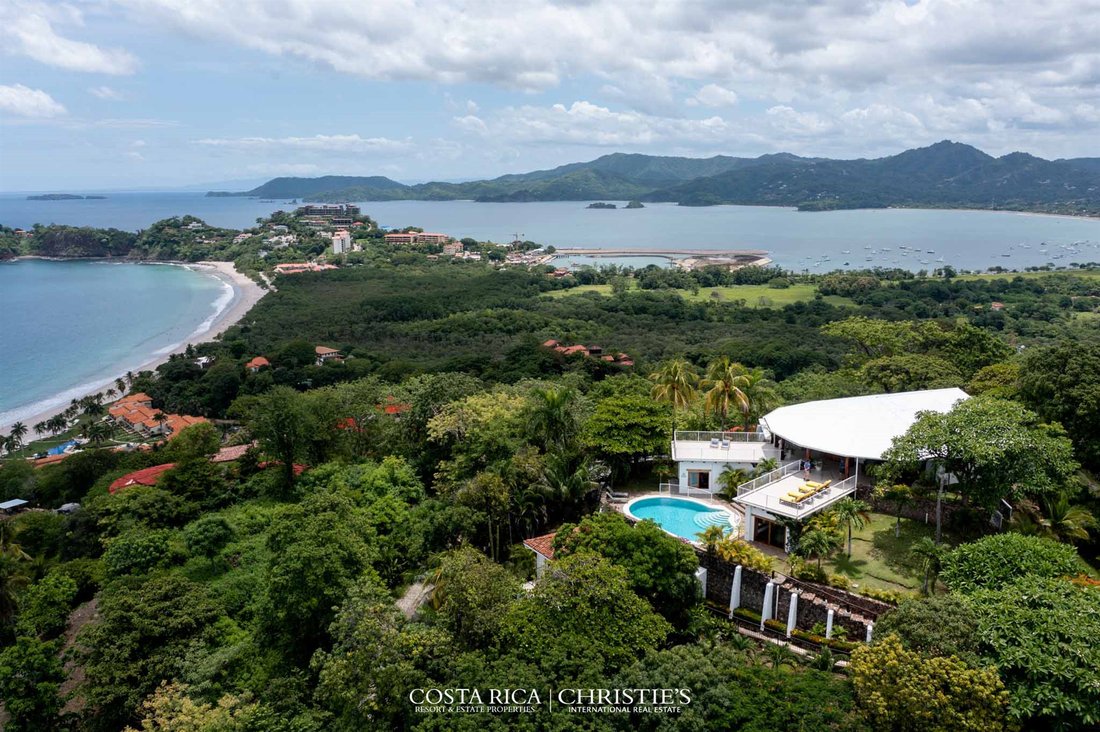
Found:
753,517 -> 786,549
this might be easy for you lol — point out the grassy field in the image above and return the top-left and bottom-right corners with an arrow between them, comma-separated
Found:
816,512 -> 957,593
546,282 -> 854,308
955,269 -> 1100,282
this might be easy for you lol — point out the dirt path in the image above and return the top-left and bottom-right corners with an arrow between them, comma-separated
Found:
60,598 -> 99,715
396,581 -> 434,619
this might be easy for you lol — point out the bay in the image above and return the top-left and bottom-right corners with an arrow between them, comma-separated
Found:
2,193 -> 1099,271
0,259 -> 228,430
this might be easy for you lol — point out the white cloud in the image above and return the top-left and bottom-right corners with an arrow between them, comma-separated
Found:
687,84 -> 739,108
1,1 -> 138,75
111,0 -> 1100,156
0,84 -> 67,118
456,101 -> 733,147
195,134 -> 413,154
89,86 -> 126,100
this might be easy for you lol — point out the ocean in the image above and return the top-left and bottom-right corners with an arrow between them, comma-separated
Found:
0,259 -> 228,430
2,193 -> 1099,271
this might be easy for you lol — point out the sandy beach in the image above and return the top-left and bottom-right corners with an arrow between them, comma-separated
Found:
0,261 -> 266,436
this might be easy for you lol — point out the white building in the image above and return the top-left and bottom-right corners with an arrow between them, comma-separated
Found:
667,388 -> 970,551
331,229 -> 352,255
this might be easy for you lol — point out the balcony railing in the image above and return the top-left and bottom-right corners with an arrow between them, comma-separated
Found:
740,474 -> 858,516
736,460 -> 802,496
673,430 -> 767,443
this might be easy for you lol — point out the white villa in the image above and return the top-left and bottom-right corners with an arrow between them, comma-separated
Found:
667,388 -> 969,551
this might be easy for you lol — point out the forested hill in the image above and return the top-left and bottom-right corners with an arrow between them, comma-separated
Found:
206,142 -> 1100,215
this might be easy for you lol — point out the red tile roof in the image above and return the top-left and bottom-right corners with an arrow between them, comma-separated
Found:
212,443 -> 253,462
315,345 -> 339,355
109,463 -> 176,493
246,356 -> 270,369
522,532 -> 557,560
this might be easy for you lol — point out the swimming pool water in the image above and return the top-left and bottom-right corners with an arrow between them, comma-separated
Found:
626,496 -> 735,542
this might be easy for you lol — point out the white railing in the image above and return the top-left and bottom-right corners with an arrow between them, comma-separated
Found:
673,430 -> 766,443
736,461 -> 802,496
659,481 -> 715,498
745,474 -> 858,516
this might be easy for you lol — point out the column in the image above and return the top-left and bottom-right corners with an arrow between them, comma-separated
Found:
695,567 -> 708,599
865,622 -> 874,643
728,565 -> 742,617
786,591 -> 798,638
760,582 -> 775,631
825,609 -> 834,639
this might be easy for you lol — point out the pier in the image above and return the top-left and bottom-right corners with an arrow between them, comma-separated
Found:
550,247 -> 770,271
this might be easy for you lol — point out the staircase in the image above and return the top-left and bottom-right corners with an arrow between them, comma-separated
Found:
776,574 -> 876,627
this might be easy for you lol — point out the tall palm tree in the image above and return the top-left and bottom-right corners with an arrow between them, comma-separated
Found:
525,386 -> 578,452
650,358 -> 698,434
33,422 -> 47,438
47,415 -> 67,436
105,388 -> 117,401
910,537 -> 945,595
1012,493 -> 1098,544
701,357 -> 750,427
540,450 -> 598,513
115,377 -> 127,395
7,422 -> 27,451
833,498 -> 871,557
716,465 -> 750,501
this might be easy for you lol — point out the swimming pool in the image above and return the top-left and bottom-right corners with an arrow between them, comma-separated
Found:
46,440 -> 78,455
624,496 -> 739,542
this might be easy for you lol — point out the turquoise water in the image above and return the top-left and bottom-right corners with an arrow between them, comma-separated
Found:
0,259 -> 228,428
627,496 -> 734,542
2,193 -> 1099,271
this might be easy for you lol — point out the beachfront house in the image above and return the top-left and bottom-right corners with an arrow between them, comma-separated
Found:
666,388 -> 969,551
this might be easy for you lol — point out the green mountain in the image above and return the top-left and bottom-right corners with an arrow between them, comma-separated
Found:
206,142 -> 1100,214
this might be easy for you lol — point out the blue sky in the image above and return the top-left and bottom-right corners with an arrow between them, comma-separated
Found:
1,0 -> 1098,191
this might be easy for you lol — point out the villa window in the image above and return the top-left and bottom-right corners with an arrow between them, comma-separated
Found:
687,470 -> 710,490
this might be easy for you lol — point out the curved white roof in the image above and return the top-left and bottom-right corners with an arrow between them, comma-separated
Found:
760,387 -> 969,461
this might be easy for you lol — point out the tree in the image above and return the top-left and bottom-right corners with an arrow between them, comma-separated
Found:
0,636 -> 66,732
700,357 -> 779,429
500,553 -> 671,677
858,354 -> 964,393
183,516 -> 234,565
102,530 -> 175,578
649,358 -> 698,433
244,385 -> 310,492
882,483 -> 912,538
432,546 -> 520,648
969,576 -> 1100,728
167,421 -> 221,461
874,595 -> 982,663
1011,492 -> 1097,544
15,572 -> 78,640
581,393 -> 667,474
123,681 -> 277,732
909,537 -> 946,595
427,390 -> 528,488
455,471 -> 510,561
1018,341 -> 1100,471
260,492 -> 377,661
832,497 -> 870,557
939,533 -> 1083,594
553,512 -> 700,627
8,421 -> 27,452
881,396 -> 1077,543
78,574 -> 222,732
795,529 -> 839,570
524,385 -> 579,451
850,634 -> 1010,732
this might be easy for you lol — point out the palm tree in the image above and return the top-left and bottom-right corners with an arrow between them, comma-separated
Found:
797,529 -> 840,570
698,524 -> 727,551
752,458 -> 779,478
883,483 -> 912,538
87,421 -> 112,446
650,358 -> 698,434
763,642 -> 798,669
716,465 -> 750,501
1012,493 -> 1098,544
115,377 -> 127,395
126,371 -> 135,385
33,422 -> 47,438
833,498 -> 871,557
910,537 -> 945,595
526,386 -> 578,452
7,422 -> 27,451
105,388 -> 117,400
47,415 -> 67,436
540,450 -> 598,514
701,357 -> 750,426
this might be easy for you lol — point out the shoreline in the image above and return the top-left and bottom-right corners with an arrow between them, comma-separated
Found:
0,260 -> 265,436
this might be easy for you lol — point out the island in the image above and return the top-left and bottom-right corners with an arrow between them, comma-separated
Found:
625,200 -> 645,209
26,194 -> 107,201
586,202 -> 617,209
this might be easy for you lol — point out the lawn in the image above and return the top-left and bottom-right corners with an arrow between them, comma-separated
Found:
813,512 -> 958,593
546,282 -> 854,308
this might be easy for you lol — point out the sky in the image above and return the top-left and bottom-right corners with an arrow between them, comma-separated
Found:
1,0 -> 1099,191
